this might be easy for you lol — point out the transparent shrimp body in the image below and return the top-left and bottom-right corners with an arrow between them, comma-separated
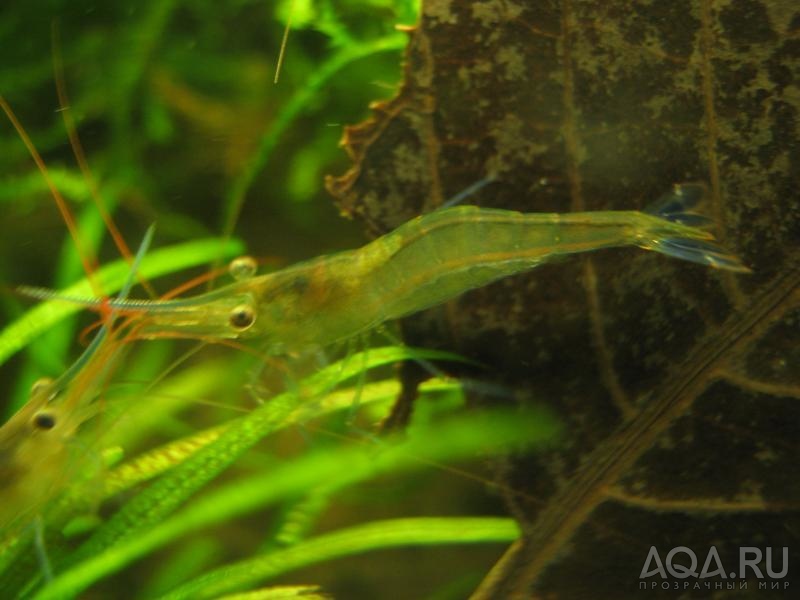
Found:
59,184 -> 749,352
0,227 -> 150,536
0,329 -> 124,534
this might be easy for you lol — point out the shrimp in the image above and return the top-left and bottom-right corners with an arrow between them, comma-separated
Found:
0,227 -> 152,536
23,183 -> 750,354
0,329 -> 123,534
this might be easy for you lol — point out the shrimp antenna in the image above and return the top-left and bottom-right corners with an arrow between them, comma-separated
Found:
0,95 -> 103,299
52,224 -> 155,394
51,21 -> 158,299
440,173 -> 497,208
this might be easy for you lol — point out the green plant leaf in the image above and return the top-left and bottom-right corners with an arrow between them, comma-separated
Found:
163,517 -> 520,600
34,405 -> 558,599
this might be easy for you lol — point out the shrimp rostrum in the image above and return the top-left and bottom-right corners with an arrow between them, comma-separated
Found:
26,183 -> 750,354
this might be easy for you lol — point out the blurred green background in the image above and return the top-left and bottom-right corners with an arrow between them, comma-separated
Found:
0,0 -> 415,407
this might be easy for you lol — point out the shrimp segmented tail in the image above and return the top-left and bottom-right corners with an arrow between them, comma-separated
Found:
640,184 -> 750,272
17,184 -> 750,352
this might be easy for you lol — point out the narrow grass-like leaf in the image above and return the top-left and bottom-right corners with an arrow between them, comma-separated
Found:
0,168 -> 90,203
162,517 -> 520,600
100,426 -> 228,499
101,378 -> 461,497
216,585 -> 329,600
65,347 -> 455,565
33,406 -> 558,599
139,537 -> 221,599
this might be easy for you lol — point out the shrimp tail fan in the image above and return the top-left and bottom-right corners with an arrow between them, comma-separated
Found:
644,183 -> 752,273
645,183 -> 714,228
652,238 -> 752,273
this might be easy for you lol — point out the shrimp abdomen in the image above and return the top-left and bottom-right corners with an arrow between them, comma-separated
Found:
362,197 -> 748,322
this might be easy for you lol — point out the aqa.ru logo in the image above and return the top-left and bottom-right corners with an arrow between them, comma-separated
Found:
639,546 -> 789,592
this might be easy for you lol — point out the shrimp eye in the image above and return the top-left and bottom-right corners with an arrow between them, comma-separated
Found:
32,412 -> 57,431
229,305 -> 256,331
229,256 -> 258,281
